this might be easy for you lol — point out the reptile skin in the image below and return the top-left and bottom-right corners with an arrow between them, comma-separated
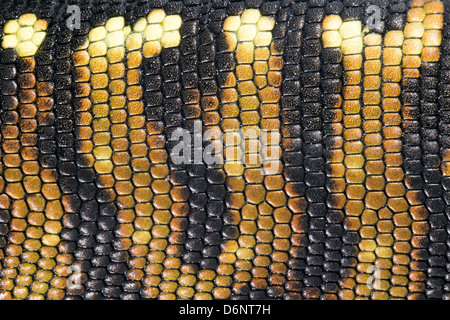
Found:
0,0 -> 449,300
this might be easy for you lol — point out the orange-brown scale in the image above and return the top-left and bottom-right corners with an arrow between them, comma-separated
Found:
35,67 -> 70,300
139,59 -> 174,299
216,68 -> 239,300
232,35 -> 265,298
321,16 -> 361,301
77,13 -> 184,300
88,35 -> 124,300
165,33 -> 205,298
72,14 -> 184,299
154,64 -> 201,300
122,37 -> 150,298
153,79 -> 192,299
89,23 -> 145,299
356,32 -> 385,299
263,42 -> 291,299
217,12 -> 288,299
138,12 -> 183,299
379,3 -> 430,297
142,68 -> 172,300
0,54 -> 69,300
379,27 -> 406,299
341,50 -> 366,299
103,38 -> 147,297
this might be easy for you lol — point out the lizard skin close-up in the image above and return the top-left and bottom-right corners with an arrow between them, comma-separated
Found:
0,0 -> 449,301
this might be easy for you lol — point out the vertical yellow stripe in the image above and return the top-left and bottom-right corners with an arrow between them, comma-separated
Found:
140,12 -> 182,300
76,11 -> 182,300
212,10 -> 286,299
0,15 -> 70,300
357,32 -> 384,299
323,0 -> 443,299
123,21 -> 149,296
322,16 -> 366,300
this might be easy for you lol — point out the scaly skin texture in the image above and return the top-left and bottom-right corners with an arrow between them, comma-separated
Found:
0,0 -> 448,300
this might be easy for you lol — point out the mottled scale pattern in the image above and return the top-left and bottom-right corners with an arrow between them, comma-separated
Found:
0,0 -> 449,300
